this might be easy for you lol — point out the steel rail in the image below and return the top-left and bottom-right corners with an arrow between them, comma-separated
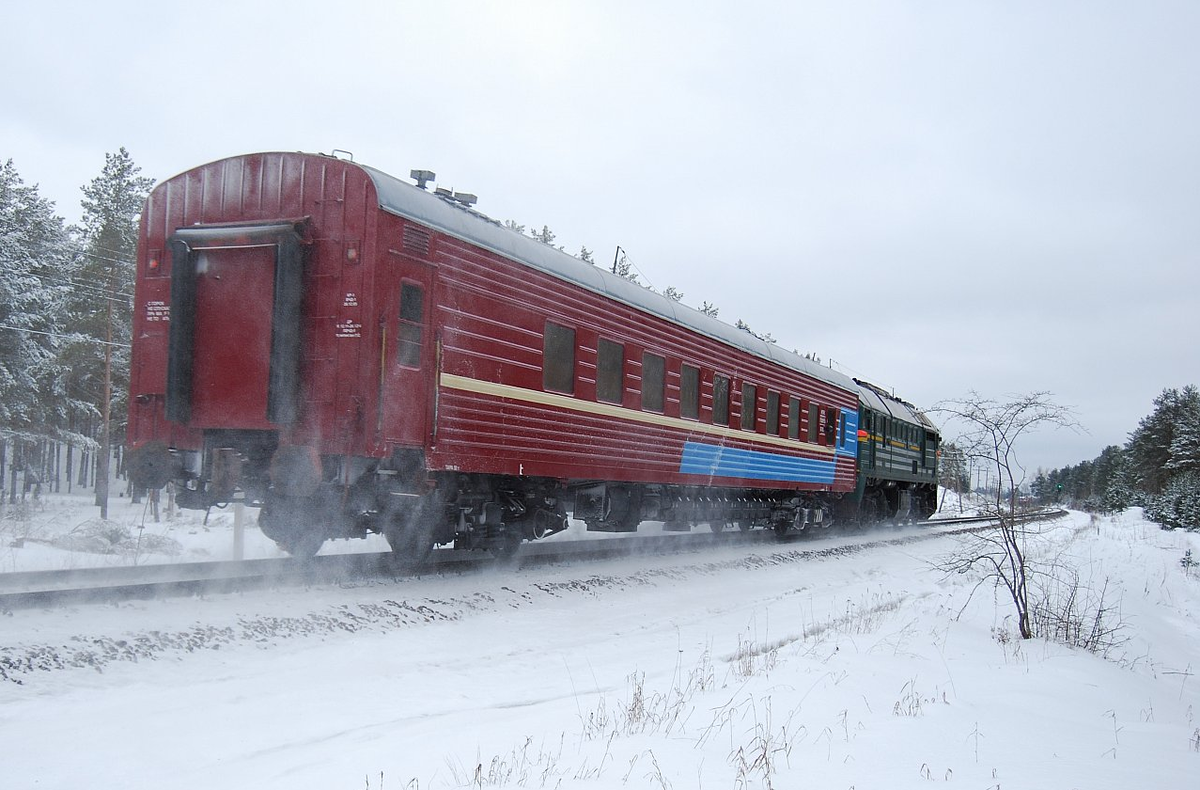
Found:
0,510 -> 1067,611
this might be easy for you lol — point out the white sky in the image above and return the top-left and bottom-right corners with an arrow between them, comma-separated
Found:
3,0 -> 1197,473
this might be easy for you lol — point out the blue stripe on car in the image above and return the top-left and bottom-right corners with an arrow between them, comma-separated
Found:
679,442 -> 837,484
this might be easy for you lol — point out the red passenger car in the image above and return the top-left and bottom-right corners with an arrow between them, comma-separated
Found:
128,152 -> 863,558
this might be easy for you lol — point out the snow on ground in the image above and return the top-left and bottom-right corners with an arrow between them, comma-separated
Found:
0,489 -> 390,572
1,500 -> 1198,789
0,489 -> 708,574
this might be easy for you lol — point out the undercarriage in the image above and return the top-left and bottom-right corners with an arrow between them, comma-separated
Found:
129,438 -> 929,562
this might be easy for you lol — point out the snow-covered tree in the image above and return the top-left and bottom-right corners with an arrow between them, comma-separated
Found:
612,249 -> 639,284
61,148 -> 153,514
1165,391 -> 1200,477
1127,387 -> 1199,495
662,286 -> 683,302
699,300 -> 719,317
938,441 -> 970,511
735,319 -> 774,344
0,160 -> 76,443
1146,471 -> 1200,530
530,225 -> 557,246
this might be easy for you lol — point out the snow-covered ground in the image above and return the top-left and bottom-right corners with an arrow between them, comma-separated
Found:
0,489 -> 712,574
1,495 -> 1198,789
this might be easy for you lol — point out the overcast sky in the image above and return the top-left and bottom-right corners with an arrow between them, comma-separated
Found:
4,0 -> 1197,474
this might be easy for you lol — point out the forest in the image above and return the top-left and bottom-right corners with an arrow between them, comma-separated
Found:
0,149 -> 152,517
1032,386 -> 1200,530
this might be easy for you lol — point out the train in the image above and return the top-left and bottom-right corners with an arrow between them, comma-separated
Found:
126,151 -> 939,561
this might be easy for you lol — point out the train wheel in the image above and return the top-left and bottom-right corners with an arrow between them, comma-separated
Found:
862,491 -> 888,526
383,497 -> 435,570
260,497 -> 326,559
282,529 -> 325,560
491,530 -> 523,562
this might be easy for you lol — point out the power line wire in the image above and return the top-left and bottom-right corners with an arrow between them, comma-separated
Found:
0,324 -> 131,348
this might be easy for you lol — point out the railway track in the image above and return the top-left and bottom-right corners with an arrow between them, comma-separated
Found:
0,511 -> 1066,611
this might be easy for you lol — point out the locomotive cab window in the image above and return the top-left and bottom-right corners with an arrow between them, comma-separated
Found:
680,364 -> 700,420
596,338 -> 624,404
642,352 -> 665,412
712,374 -> 730,425
397,283 -> 424,368
543,322 -> 576,394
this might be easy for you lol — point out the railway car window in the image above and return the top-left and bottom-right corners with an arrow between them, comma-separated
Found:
397,283 -> 424,367
642,352 -> 665,412
596,338 -> 624,404
788,397 -> 800,440
543,322 -> 576,394
680,364 -> 700,420
740,384 -> 757,430
712,374 -> 730,425
766,391 -> 780,435
840,415 -> 847,448
808,402 -> 820,443
826,411 -> 837,446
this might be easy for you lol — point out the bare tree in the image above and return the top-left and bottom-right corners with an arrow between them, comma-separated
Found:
931,391 -> 1079,639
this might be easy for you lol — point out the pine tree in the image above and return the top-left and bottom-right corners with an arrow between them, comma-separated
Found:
530,225 -> 556,246
612,249 -> 639,284
699,301 -> 719,317
662,286 -> 683,302
1101,452 -> 1134,512
735,319 -> 775,344
1165,387 -> 1200,477
1089,445 -> 1125,511
0,160 -> 76,443
1127,387 -> 1195,495
63,148 -> 153,515
1146,472 -> 1200,529
1031,471 -> 1050,503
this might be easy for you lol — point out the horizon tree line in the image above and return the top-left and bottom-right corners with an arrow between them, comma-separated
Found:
1033,385 -> 1200,531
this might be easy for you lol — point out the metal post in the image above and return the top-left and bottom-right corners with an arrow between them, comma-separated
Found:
233,503 -> 245,560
